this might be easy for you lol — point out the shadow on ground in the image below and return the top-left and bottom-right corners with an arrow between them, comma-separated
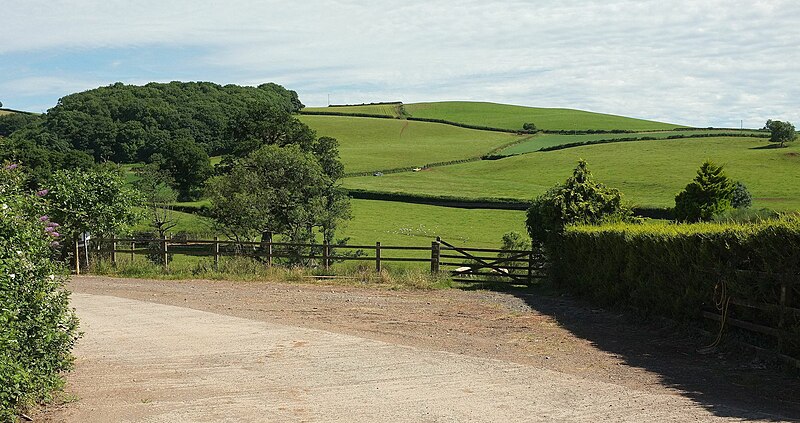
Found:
460,281 -> 800,421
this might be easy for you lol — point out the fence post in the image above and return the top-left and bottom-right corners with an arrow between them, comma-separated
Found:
527,250 -> 534,284
430,239 -> 440,274
74,238 -> 80,275
213,236 -> 220,271
266,232 -> 273,266
375,242 -> 382,273
323,240 -> 330,271
161,235 -> 168,271
130,241 -> 135,263
111,237 -> 117,266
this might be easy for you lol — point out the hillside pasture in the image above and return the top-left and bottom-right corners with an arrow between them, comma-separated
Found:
499,129 -> 767,155
403,101 -> 685,131
0,109 -> 14,116
303,104 -> 402,117
299,115 -> 526,173
342,137 -> 800,210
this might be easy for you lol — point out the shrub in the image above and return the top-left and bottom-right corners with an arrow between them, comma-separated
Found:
526,160 -> 632,244
553,216 -> 800,357
731,181 -> 752,209
674,160 -> 735,222
0,164 -> 79,420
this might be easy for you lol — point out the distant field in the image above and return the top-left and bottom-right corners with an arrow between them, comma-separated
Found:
499,130 -> 767,155
303,104 -> 401,117
0,110 -> 14,116
132,207 -> 216,237
164,198 -> 525,249
343,137 -> 800,210
300,115 -> 525,173
403,102 -> 685,131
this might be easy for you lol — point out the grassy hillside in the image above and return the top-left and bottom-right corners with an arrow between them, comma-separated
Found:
304,104 -> 402,117
499,129 -> 766,155
343,137 -> 800,210
299,115 -> 526,173
404,102 -> 684,131
0,110 -> 14,116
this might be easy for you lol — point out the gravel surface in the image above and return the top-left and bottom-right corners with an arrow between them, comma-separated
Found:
37,276 -> 800,422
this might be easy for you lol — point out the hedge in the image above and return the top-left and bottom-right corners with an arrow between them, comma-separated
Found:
554,217 -> 800,356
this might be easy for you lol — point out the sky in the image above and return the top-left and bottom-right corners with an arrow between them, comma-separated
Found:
1,0 -> 799,128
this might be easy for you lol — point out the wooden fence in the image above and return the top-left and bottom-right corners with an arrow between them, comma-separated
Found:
77,236 -> 547,285
702,269 -> 800,368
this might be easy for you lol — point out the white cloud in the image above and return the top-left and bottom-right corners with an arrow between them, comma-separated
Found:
2,0 -> 799,127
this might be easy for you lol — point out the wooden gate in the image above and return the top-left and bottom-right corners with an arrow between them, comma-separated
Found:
435,238 -> 546,285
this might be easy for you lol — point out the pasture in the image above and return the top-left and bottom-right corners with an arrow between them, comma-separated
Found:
402,101 -> 684,131
342,137 -> 800,210
299,115 -> 526,173
303,103 -> 402,117
498,129 -> 766,155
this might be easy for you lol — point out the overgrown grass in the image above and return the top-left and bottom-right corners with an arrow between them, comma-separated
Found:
299,115 -> 525,173
343,137 -> 800,210
402,101 -> 685,131
131,207 -> 216,238
89,256 -> 456,290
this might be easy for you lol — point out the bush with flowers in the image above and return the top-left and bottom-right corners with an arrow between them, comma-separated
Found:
0,163 -> 79,421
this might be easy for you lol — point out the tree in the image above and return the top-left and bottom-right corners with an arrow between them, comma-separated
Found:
207,144 -> 350,262
731,181 -> 752,209
764,119 -> 797,147
526,160 -> 631,244
134,163 -> 178,238
674,160 -> 735,222
522,122 -> 537,132
0,163 -> 79,419
47,167 -> 141,243
152,136 -> 213,200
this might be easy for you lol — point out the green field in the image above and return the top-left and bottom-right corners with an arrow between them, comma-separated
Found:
299,115 -> 526,173
303,103 -> 402,117
132,207 -> 216,237
0,110 -> 13,116
159,199 -> 525,249
498,130 -> 766,155
343,137 -> 800,210
405,102 -> 684,131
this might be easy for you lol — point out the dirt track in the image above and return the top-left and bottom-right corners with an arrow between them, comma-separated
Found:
41,276 -> 800,422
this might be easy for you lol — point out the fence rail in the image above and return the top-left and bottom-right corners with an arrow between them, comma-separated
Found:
77,236 -> 546,285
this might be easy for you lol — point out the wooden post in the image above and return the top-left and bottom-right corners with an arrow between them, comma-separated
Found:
130,241 -> 135,263
266,232 -> 273,266
375,242 -> 382,273
213,236 -> 220,271
111,238 -> 117,266
74,238 -> 80,275
323,240 -> 330,271
430,239 -> 440,274
527,251 -> 534,284
161,235 -> 168,271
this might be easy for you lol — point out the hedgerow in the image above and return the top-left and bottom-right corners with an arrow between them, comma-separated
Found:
555,216 -> 800,326
0,164 -> 79,421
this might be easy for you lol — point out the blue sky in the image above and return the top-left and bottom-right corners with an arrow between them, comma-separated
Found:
2,0 -> 799,128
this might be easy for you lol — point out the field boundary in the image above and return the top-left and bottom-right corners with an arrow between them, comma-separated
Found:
79,237 -> 546,285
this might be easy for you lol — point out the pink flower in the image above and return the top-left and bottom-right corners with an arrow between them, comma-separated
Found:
36,189 -> 49,197
45,226 -> 55,233
4,164 -> 19,170
50,232 -> 60,238
39,215 -> 49,222
47,222 -> 59,227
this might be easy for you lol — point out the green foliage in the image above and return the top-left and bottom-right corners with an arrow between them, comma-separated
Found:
208,144 -> 350,250
522,122 -> 537,132
0,113 -> 42,137
554,217 -> 800,357
765,119 -> 797,147
674,160 -> 735,222
151,136 -> 212,200
47,167 -> 141,241
0,164 -> 79,421
731,181 -> 752,209
133,164 -> 178,238
526,160 -> 631,243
